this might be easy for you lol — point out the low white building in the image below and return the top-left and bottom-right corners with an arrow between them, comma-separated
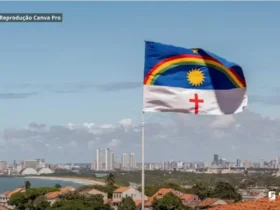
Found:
21,168 -> 37,175
112,187 -> 148,209
20,167 -> 54,175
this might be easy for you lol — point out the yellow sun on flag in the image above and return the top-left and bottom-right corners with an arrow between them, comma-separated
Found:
187,68 -> 205,86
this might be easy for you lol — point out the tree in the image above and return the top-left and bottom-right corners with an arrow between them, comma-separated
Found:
190,182 -> 212,200
51,192 -> 112,210
33,195 -> 51,210
152,192 -> 192,210
118,196 -> 136,210
8,187 -> 57,210
54,184 -> 62,188
8,192 -> 27,210
24,180 -> 31,189
105,173 -> 116,199
106,172 -> 116,187
211,181 -> 242,202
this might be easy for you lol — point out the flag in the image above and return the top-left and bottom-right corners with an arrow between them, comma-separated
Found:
143,41 -> 248,115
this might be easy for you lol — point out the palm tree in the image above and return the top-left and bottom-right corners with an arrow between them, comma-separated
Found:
106,173 -> 116,199
24,180 -> 31,189
105,172 -> 115,187
55,184 -> 62,188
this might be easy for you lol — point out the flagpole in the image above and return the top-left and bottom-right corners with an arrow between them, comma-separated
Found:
141,110 -> 145,210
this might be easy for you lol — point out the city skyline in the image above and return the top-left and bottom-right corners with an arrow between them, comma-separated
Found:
0,2 -> 280,162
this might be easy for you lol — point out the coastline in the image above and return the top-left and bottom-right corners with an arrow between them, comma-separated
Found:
25,176 -> 105,186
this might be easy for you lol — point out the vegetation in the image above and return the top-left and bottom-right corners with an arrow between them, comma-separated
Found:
24,180 -> 31,190
54,184 -> 61,188
8,171 -> 278,210
138,182 -> 191,197
47,192 -> 112,210
105,173 -> 116,199
152,192 -> 193,210
118,196 -> 136,210
211,181 -> 242,202
76,184 -> 117,194
190,182 -> 212,200
8,187 -> 58,210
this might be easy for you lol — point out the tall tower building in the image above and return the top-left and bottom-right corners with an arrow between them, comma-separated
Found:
129,153 -> 136,168
213,154 -> 219,165
260,159 -> 264,168
96,148 -> 106,171
121,153 -> 129,168
105,148 -> 114,171
236,159 -> 241,167
97,148 -> 114,171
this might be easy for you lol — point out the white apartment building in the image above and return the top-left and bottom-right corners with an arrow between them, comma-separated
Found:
96,148 -> 113,171
23,160 -> 38,169
0,161 -> 7,172
121,153 -> 136,169
129,153 -> 136,168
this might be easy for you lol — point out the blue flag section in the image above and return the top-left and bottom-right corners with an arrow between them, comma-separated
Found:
144,41 -> 247,90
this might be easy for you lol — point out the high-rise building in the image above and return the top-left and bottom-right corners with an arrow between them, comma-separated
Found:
237,159 -> 241,167
96,148 -> 113,171
91,160 -> 97,170
129,153 -> 136,168
260,159 -> 264,168
276,157 -> 280,168
105,148 -> 114,171
0,161 -> 6,171
23,160 -> 38,169
121,153 -> 129,168
96,148 -> 105,171
213,154 -> 219,165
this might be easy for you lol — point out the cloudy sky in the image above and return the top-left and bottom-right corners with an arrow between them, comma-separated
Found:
0,2 -> 280,163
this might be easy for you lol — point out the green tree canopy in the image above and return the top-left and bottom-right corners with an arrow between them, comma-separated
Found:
190,182 -> 212,200
8,187 -> 58,210
105,173 -> 116,199
211,181 -> 242,202
24,180 -> 31,189
49,192 -> 112,210
118,196 -> 136,210
54,184 -> 62,188
105,173 -> 116,187
152,192 -> 192,210
33,195 -> 51,210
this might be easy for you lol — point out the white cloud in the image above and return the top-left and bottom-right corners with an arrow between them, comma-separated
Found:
2,110 -> 280,162
119,118 -> 132,127
107,139 -> 120,148
100,124 -> 115,129
82,122 -> 95,129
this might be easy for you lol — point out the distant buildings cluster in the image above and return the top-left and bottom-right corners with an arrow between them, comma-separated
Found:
91,148 -> 137,171
0,159 -> 54,176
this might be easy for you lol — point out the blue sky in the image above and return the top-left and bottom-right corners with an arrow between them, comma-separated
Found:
1,2 -> 280,162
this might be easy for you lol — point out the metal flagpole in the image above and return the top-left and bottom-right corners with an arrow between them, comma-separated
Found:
141,111 -> 145,210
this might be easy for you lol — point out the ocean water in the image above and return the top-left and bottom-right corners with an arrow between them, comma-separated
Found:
0,177 -> 84,193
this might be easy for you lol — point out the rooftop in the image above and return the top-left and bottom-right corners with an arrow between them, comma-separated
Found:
209,196 -> 280,210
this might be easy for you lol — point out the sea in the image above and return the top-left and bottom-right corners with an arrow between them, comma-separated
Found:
0,177 -> 84,193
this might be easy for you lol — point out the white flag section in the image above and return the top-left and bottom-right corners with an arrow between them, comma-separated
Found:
143,85 -> 248,115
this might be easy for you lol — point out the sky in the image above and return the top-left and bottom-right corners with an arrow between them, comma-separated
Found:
0,1 -> 280,164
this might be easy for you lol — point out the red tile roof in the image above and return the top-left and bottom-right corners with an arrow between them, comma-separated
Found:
198,198 -> 227,208
209,196 -> 280,210
7,188 -> 23,197
45,186 -> 73,200
145,188 -> 182,207
181,194 -> 195,201
135,200 -> 141,206
114,187 -> 130,193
